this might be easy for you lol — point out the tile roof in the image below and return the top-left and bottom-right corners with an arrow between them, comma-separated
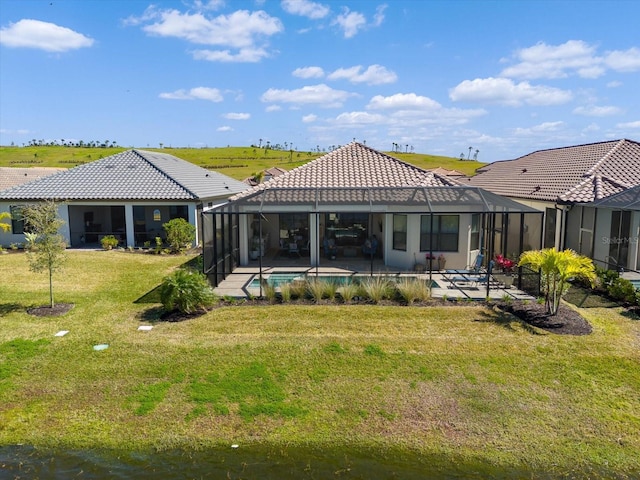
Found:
465,139 -> 640,203
0,149 -> 248,201
231,142 -> 456,200
0,167 -> 65,191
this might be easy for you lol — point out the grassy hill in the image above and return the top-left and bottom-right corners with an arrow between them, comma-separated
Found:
0,145 -> 485,181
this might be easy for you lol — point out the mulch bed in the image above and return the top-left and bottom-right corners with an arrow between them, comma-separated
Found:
27,303 -> 74,317
495,300 -> 592,335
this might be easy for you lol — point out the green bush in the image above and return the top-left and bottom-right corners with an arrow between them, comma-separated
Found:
608,277 -> 636,304
160,269 -> 217,314
100,235 -> 119,250
163,218 -> 195,253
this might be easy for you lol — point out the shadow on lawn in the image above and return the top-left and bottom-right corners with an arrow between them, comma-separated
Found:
474,306 -> 543,335
0,303 -> 23,317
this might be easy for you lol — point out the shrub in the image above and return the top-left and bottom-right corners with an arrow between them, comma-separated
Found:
100,235 -> 119,250
163,218 -> 195,253
307,279 -> 327,303
337,281 -> 359,303
395,278 -> 430,304
360,277 -> 392,304
608,277 -> 636,304
160,269 -> 217,314
279,283 -> 292,303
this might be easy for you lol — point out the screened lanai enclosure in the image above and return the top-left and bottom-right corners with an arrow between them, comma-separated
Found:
202,186 -> 543,287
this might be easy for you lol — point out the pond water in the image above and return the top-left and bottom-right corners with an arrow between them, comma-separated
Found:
0,444 -> 624,479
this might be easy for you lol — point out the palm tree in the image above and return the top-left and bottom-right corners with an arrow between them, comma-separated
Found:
0,211 -> 11,233
518,248 -> 596,315
467,146 -> 473,160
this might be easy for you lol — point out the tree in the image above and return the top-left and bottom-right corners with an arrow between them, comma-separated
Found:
163,218 -> 195,253
21,201 -> 67,308
518,248 -> 596,316
0,211 -> 11,232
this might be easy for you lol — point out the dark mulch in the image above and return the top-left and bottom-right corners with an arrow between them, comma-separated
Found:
496,300 -> 592,335
27,303 -> 74,317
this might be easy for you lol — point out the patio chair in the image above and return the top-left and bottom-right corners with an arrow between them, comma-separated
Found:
288,242 -> 301,257
445,253 -> 484,275
450,260 -> 494,287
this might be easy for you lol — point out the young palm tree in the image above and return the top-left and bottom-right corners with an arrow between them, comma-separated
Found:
518,248 -> 596,315
0,211 -> 11,232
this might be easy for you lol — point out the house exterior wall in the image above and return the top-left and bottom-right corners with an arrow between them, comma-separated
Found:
0,200 -> 198,249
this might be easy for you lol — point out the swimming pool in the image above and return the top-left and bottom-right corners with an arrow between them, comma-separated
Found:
248,273 -> 440,289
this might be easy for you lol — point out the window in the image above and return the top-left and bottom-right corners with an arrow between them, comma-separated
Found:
544,208 -> 556,248
324,212 -> 368,247
170,205 -> 188,220
10,205 -> 25,234
153,209 -> 161,222
420,215 -> 459,252
393,214 -> 407,251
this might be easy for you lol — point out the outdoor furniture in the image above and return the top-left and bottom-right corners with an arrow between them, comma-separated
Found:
362,235 -> 378,257
288,242 -> 301,257
450,260 -> 495,287
445,254 -> 484,275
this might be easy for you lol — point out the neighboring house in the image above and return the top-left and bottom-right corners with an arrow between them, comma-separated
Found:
0,149 -> 248,248
587,184 -> 640,271
243,167 -> 288,186
466,139 -> 640,270
202,142 -> 540,285
0,167 -> 65,190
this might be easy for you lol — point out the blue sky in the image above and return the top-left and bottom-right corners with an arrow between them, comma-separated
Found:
1,0 -> 639,162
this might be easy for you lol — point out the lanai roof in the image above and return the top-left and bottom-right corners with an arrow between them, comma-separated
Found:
465,139 -> 640,203
0,149 -> 248,201
590,183 -> 640,211
221,142 -> 540,214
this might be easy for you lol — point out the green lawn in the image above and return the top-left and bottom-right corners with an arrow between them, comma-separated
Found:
0,145 -> 485,180
0,251 -> 638,476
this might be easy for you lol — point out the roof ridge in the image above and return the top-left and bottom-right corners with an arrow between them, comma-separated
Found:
583,139 -> 625,177
132,149 -> 199,199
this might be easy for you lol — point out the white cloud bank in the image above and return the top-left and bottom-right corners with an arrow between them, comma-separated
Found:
0,19 -> 94,52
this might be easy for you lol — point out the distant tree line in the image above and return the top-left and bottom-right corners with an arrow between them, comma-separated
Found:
23,139 -> 120,148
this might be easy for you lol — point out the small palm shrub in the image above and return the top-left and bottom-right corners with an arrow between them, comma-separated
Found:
100,235 -> 119,250
360,277 -> 392,304
338,281 -> 359,303
160,268 -> 217,314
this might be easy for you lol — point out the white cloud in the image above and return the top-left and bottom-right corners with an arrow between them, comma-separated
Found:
332,7 -> 366,38
265,105 -> 282,112
616,120 -> 640,129
302,114 -> 318,123
281,0 -> 330,19
607,80 -> 623,88
573,105 -> 623,117
500,40 -> 604,79
223,112 -> 250,120
373,4 -> 387,27
0,19 -> 94,52
513,121 -> 565,136
217,126 -> 233,132
159,87 -> 223,101
367,93 -> 441,110
260,84 -> 356,107
449,77 -> 573,106
333,111 -> 386,125
604,47 -> 640,72
192,47 -> 270,62
293,66 -> 325,78
327,64 -> 397,85
500,41 -> 640,80
135,8 -> 282,62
